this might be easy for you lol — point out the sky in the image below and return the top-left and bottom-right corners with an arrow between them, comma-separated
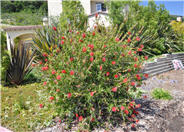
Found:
140,0 -> 184,16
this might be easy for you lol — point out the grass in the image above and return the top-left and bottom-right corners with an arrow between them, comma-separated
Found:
151,88 -> 173,100
1,82 -> 57,132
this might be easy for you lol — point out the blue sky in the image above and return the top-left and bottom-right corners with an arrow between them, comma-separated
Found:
140,0 -> 184,16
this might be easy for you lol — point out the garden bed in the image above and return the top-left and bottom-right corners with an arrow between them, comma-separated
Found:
39,70 -> 184,132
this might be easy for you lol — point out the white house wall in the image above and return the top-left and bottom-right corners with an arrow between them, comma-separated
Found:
91,1 -> 96,14
88,13 -> 110,29
48,0 -> 62,18
80,0 -> 91,15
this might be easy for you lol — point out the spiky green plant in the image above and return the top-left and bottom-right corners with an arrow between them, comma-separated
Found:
6,44 -> 36,85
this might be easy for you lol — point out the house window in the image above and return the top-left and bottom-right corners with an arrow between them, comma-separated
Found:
96,3 -> 106,12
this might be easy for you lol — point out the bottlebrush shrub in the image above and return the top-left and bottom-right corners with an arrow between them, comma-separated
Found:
38,26 -> 147,130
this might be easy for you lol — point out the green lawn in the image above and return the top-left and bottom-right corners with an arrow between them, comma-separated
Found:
1,83 -> 57,132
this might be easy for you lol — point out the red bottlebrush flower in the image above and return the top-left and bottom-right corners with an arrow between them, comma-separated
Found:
128,51 -> 132,55
32,63 -> 36,67
121,53 -> 125,57
128,32 -> 131,35
129,103 -> 134,107
136,74 -> 140,78
95,13 -> 98,18
49,96 -> 54,101
91,118 -> 95,122
90,92 -> 95,96
70,57 -> 74,61
61,40 -> 64,45
136,104 -> 141,109
144,73 -> 149,78
82,33 -> 86,38
106,72 -> 110,76
134,51 -> 137,54
82,47 -> 87,52
45,59 -> 48,62
114,74 -> 118,78
134,57 -> 138,62
88,44 -> 94,50
112,107 -> 116,112
123,78 -> 128,83
131,124 -> 135,128
53,26 -> 56,31
61,70 -> 66,74
42,66 -> 48,71
131,114 -> 136,118
42,53 -> 48,57
143,95 -> 147,99
136,37 -> 140,41
102,57 -> 106,62
137,48 -> 142,52
75,113 -> 79,118
79,116 -> 83,121
52,70 -> 56,75
100,65 -> 103,71
90,52 -> 94,56
128,69 -> 131,72
104,45 -> 107,48
131,82 -> 135,86
121,106 -> 125,111
90,57 -> 94,62
39,104 -> 43,108
134,64 -> 137,68
70,70 -> 74,75
112,61 -> 116,65
67,93 -> 72,98
61,36 -> 65,39
112,87 -> 117,92
79,39 -> 83,43
115,38 -> 120,42
92,32 -> 95,36
39,61 -> 43,65
140,44 -> 144,48
124,110 -> 129,115
144,56 -> 148,60
56,89 -> 60,92
127,38 -> 131,43
57,75 -> 61,80
137,76 -> 141,80
122,45 -> 127,48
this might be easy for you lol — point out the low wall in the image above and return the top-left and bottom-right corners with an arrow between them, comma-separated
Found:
142,53 -> 184,77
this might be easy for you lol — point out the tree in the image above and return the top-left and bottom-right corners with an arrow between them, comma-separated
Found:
107,0 -> 183,55
59,0 -> 87,30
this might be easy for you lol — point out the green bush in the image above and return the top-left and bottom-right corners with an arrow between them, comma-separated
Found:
107,0 -> 183,56
36,24 -> 148,130
59,0 -> 87,30
1,32 -> 10,85
151,88 -> 172,100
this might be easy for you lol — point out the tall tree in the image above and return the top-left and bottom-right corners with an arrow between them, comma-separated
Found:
59,0 -> 87,30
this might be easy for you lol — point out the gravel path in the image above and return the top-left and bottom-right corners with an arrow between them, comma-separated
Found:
39,70 -> 184,132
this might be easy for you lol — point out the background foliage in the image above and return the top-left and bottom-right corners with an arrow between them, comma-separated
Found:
1,1 -> 47,25
59,0 -> 87,30
107,0 -> 184,55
